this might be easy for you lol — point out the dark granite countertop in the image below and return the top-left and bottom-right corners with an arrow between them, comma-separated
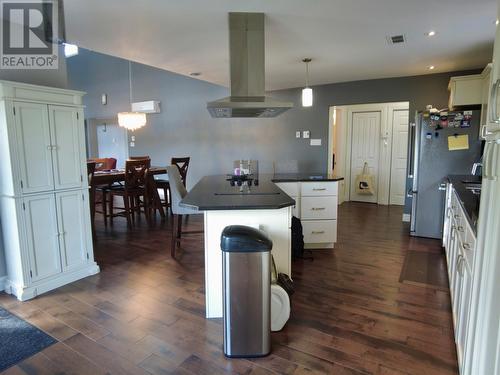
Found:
180,174 -> 296,211
447,175 -> 481,233
272,173 -> 344,182
181,173 -> 344,211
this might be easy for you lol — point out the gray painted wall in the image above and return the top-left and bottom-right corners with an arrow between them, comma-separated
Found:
67,48 -> 480,215
0,45 -> 67,281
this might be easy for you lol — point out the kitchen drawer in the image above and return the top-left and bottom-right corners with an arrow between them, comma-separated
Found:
301,181 -> 338,197
301,196 -> 338,220
302,220 -> 337,244
275,182 -> 299,197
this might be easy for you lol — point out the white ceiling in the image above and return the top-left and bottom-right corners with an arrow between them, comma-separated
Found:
65,0 -> 497,90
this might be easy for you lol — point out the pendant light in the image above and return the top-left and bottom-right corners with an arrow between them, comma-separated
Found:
118,61 -> 147,131
301,58 -> 313,107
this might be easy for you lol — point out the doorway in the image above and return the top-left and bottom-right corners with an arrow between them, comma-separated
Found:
86,118 -> 129,168
329,102 -> 409,206
350,111 -> 381,203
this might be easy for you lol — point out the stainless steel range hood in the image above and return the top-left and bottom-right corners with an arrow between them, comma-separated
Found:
207,13 -> 293,118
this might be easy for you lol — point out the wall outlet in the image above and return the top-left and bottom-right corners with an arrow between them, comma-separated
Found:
295,131 -> 301,138
303,130 -> 310,139
129,141 -> 135,147
131,135 -> 136,141
101,93 -> 107,105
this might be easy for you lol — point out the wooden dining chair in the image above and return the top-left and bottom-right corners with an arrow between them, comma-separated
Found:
155,157 -> 190,215
89,157 -> 117,171
129,156 -> 151,161
109,159 -> 150,228
166,165 -> 202,258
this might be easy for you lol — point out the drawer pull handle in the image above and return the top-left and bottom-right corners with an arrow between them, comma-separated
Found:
463,243 -> 471,250
454,214 -> 459,219
312,188 -> 327,191
311,231 -> 325,234
311,207 -> 326,210
458,226 -> 464,232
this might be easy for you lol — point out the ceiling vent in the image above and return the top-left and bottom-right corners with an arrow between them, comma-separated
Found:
386,34 -> 406,45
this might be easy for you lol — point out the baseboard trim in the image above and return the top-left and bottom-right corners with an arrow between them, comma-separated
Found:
3,263 -> 100,301
402,213 -> 411,222
0,276 -> 6,292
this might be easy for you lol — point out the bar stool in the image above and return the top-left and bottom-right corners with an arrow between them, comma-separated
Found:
166,165 -> 202,258
156,157 -> 190,215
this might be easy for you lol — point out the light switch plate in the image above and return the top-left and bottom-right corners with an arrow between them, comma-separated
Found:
310,138 -> 321,146
295,131 -> 301,138
303,130 -> 310,139
129,141 -> 135,147
131,135 -> 136,141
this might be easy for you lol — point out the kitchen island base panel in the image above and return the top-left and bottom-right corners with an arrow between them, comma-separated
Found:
204,207 -> 292,319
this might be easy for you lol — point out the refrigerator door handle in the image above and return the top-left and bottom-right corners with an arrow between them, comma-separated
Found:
407,121 -> 417,177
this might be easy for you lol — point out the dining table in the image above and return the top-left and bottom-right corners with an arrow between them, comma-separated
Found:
92,166 -> 168,185
92,166 -> 168,219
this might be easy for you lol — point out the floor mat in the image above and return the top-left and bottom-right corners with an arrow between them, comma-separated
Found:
0,306 -> 56,371
399,250 -> 449,290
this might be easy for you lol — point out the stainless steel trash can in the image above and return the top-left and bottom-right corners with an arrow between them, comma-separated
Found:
221,225 -> 273,358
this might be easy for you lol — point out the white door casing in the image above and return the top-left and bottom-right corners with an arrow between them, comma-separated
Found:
13,102 -> 54,194
389,109 -> 409,205
350,111 -> 381,203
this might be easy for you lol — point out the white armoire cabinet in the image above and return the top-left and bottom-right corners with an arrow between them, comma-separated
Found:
0,80 -> 99,301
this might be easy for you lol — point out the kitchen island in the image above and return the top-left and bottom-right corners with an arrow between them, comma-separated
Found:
181,173 -> 343,318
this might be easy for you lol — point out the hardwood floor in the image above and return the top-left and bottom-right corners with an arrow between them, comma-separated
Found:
0,202 -> 458,375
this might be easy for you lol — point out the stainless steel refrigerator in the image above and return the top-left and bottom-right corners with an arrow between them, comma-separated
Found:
408,110 -> 482,239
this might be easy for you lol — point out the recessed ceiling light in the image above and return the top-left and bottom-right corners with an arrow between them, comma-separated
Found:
496,19 -> 499,25
427,30 -> 436,37
190,72 -> 202,76
429,65 -> 435,70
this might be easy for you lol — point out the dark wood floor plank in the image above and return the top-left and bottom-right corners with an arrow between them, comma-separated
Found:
0,202 -> 458,375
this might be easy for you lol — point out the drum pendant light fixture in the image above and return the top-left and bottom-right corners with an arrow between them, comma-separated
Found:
118,61 -> 147,131
301,58 -> 313,107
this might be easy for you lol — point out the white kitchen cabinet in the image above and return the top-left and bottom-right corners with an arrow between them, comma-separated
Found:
484,18 -> 500,136
22,193 -> 61,282
13,102 -> 54,194
275,180 -> 340,249
448,74 -> 483,109
480,64 -> 492,138
0,80 -> 99,301
443,184 -> 476,374
49,105 -> 85,190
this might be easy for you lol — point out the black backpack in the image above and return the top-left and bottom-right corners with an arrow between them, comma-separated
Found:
290,216 -> 304,259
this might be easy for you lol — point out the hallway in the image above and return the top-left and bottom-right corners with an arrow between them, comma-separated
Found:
0,203 -> 458,375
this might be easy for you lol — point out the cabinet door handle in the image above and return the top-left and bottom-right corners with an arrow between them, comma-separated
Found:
311,207 -> 326,210
462,243 -> 471,251
490,79 -> 500,123
311,231 -> 325,234
457,226 -> 464,232
312,188 -> 327,191
454,214 -> 460,219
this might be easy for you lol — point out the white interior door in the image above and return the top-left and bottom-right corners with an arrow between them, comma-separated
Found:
389,109 -> 409,205
350,111 -> 381,203
13,102 -> 54,194
96,123 -> 128,168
